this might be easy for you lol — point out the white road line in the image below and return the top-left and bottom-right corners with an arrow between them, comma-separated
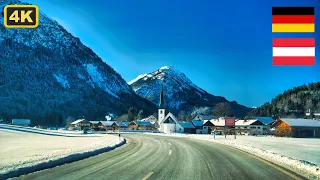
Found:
169,149 -> 172,155
142,172 -> 154,180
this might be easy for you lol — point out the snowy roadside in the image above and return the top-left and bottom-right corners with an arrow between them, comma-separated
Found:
146,133 -> 320,179
0,128 -> 125,179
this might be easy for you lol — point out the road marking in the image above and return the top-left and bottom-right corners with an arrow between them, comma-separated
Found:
168,149 -> 172,155
142,172 -> 154,180
169,142 -> 171,145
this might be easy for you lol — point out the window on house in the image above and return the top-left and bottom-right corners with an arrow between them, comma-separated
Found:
160,110 -> 163,114
257,127 -> 261,129
204,126 -> 207,129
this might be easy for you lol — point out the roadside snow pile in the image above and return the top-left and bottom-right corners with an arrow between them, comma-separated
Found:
0,128 -> 125,179
148,133 -> 320,179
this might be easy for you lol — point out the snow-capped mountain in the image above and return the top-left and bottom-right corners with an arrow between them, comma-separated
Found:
0,0 -> 156,123
129,66 -> 251,117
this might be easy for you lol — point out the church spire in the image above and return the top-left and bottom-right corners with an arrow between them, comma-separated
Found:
159,83 -> 164,109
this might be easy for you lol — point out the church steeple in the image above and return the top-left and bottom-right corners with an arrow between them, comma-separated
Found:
159,83 -> 164,109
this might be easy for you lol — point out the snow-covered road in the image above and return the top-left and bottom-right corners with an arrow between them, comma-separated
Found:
147,133 -> 320,179
0,127 -> 124,178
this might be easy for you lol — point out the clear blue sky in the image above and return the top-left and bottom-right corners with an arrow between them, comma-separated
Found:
28,0 -> 319,107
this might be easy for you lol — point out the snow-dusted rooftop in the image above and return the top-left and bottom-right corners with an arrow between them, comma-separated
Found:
179,122 -> 195,128
70,119 -> 86,125
280,118 -> 320,127
235,120 -> 258,126
100,121 -> 116,126
209,119 -> 225,126
191,120 -> 204,127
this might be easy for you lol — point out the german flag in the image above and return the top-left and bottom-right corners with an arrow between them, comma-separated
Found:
272,7 -> 314,32
273,38 -> 315,66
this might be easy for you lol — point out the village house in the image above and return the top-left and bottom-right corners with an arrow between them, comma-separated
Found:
210,119 -> 225,135
191,119 -> 214,134
89,121 -> 103,131
179,122 -> 196,134
235,119 -> 266,135
113,122 -> 130,131
128,121 -> 153,130
100,121 -> 117,131
70,119 -> 91,131
272,118 -> 320,138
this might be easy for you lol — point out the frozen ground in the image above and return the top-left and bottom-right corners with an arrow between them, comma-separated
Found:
0,127 -> 124,177
147,133 -> 320,179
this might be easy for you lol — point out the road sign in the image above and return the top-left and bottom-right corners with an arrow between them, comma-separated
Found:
225,117 -> 235,126
4,5 -> 39,28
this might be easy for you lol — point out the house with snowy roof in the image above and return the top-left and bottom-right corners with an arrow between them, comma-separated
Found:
100,121 -> 117,130
113,122 -> 130,131
273,118 -> 320,138
70,119 -> 91,130
128,121 -> 153,130
235,119 -> 266,135
191,119 -> 214,134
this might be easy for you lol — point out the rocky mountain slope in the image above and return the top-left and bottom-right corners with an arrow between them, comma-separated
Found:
129,66 -> 251,118
0,0 -> 156,125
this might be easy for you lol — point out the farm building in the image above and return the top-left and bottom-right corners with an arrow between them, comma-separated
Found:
11,119 -> 31,126
70,119 -> 91,130
273,118 -> 320,138
179,122 -> 196,134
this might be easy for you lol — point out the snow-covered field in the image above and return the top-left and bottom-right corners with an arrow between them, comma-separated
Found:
0,126 -> 125,178
148,133 -> 320,179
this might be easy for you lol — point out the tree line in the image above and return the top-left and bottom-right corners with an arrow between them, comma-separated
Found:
248,82 -> 320,118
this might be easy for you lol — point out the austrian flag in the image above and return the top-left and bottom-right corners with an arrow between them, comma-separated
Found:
272,38 -> 315,66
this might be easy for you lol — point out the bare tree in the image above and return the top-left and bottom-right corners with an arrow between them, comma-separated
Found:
212,102 -> 233,117
178,110 -> 186,121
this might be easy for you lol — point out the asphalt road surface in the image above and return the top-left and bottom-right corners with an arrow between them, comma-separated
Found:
14,134 -> 306,180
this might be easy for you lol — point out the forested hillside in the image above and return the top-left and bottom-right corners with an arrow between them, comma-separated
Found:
248,82 -> 320,118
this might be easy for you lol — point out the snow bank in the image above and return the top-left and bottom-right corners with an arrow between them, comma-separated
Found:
0,128 -> 125,179
147,133 -> 320,179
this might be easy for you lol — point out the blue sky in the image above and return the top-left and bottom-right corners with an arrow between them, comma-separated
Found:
28,0 -> 319,107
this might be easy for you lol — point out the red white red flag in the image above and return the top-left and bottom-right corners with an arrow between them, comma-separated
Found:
272,38 -> 315,66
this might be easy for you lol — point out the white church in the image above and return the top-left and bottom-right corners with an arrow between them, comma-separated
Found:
157,84 -> 184,133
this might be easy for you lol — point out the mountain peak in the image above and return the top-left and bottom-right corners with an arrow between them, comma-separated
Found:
129,66 -> 251,117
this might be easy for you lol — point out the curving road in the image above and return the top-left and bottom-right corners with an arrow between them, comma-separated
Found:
14,134 -> 305,180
